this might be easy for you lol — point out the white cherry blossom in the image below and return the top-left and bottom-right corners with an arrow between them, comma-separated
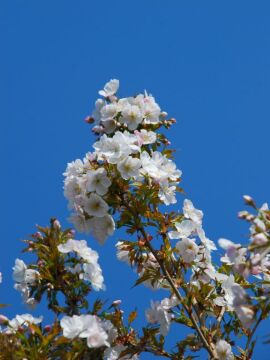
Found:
176,238 -> 199,264
98,79 -> 119,98
84,193 -> 109,217
183,199 -> 203,226
117,156 -> 142,180
88,214 -> 115,244
86,168 -> 111,196
216,340 -> 234,360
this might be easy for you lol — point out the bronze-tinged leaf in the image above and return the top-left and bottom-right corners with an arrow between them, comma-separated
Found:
128,310 -> 137,324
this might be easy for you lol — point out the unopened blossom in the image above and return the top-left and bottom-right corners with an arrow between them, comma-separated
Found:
117,156 -> 142,180
176,238 -> 199,264
216,340 -> 234,360
98,79 -> 119,98
86,168 -> 111,196
84,193 -> 109,217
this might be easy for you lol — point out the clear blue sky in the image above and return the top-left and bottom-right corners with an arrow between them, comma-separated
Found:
2,1 -> 270,358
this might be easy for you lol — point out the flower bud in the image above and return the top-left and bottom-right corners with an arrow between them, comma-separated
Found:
243,195 -> 256,208
112,300 -> 122,307
52,219 -> 61,230
238,210 -> 249,219
44,325 -> 51,332
33,232 -> 42,239
160,111 -> 168,118
84,116 -> 95,124
0,315 -> 8,325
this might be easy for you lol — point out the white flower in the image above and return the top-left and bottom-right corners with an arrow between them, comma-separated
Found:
68,212 -> 92,234
60,314 -> 85,339
86,168 -> 111,196
116,241 -> 130,264
8,314 -> 43,333
145,300 -> 172,336
183,199 -> 203,226
134,129 -> 156,146
13,259 -> 27,283
176,238 -> 199,263
93,134 -> 132,164
117,156 -> 141,180
216,340 -> 234,360
88,215 -> 115,244
235,305 -> 254,327
92,98 -> 106,123
100,103 -> 119,122
63,159 -> 84,178
141,95 -> 161,124
158,181 -> 177,205
58,239 -> 99,264
61,314 -> 110,348
99,79 -> 119,97
82,262 -> 105,291
120,104 -> 143,130
168,220 -> 196,240
84,193 -> 109,217
218,239 -> 246,266
140,151 -> 181,182
104,345 -> 139,360
214,274 -> 236,310
13,259 -> 39,285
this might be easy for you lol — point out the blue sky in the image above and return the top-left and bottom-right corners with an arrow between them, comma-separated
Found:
2,1 -> 270,358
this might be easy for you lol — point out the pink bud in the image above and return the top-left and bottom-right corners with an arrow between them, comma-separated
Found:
44,325 -> 51,332
33,232 -> 42,239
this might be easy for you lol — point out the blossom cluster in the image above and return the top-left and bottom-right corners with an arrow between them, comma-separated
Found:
2,80 -> 270,359
58,239 -> 105,291
64,79 -> 182,244
12,258 -> 39,309
60,314 -> 139,359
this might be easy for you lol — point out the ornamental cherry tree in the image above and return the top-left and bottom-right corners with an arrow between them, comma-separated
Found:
1,79 -> 270,359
